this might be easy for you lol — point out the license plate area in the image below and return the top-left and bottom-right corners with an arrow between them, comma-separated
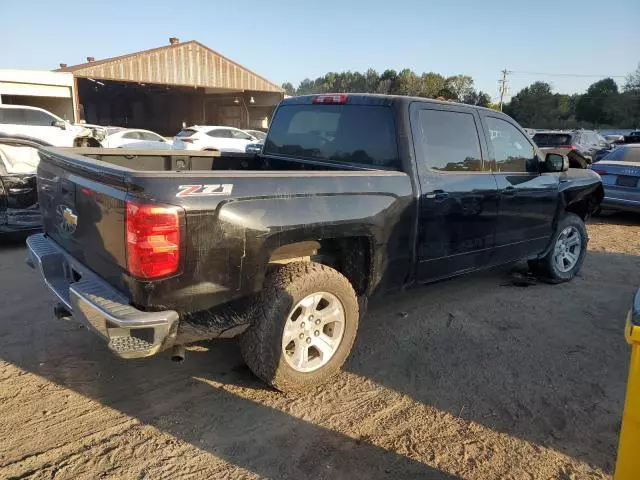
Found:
616,176 -> 638,188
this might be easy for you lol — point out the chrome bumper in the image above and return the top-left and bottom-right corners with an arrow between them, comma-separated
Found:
26,234 -> 179,359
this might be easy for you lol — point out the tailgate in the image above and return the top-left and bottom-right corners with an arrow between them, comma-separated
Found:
37,149 -> 129,288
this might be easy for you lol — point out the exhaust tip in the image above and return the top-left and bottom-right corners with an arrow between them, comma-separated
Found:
53,304 -> 72,320
171,345 -> 185,362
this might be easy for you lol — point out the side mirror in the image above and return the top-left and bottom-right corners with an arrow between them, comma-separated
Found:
52,120 -> 67,130
545,152 -> 569,172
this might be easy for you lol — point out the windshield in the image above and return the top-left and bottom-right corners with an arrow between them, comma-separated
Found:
264,104 -> 398,168
532,133 -> 573,147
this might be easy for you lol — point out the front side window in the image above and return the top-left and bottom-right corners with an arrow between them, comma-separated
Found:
418,109 -> 483,172
485,117 -> 536,173
230,130 -> 253,140
208,129 -> 232,138
121,132 -> 141,140
23,109 -> 57,126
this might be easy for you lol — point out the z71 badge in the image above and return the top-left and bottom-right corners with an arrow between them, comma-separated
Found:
176,184 -> 234,197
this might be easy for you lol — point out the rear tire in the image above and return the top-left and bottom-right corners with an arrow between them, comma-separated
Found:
529,213 -> 587,283
239,262 -> 359,393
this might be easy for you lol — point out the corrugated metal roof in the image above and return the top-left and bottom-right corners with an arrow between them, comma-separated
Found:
56,41 -> 282,93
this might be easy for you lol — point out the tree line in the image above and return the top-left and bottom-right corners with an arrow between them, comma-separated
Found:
281,69 -> 493,107
282,65 -> 640,129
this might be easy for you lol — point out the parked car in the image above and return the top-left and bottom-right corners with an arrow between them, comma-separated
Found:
590,144 -> 640,213
0,134 -> 48,237
0,105 -> 90,147
604,134 -> 625,145
532,130 -> 612,163
102,128 -> 172,149
26,94 -> 603,392
624,131 -> 640,144
172,126 -> 257,152
244,129 -> 267,141
245,143 -> 263,154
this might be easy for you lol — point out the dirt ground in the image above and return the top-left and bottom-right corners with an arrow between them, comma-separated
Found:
1,214 -> 639,480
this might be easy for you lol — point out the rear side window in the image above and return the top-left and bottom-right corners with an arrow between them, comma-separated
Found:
417,109 -> 483,172
532,133 -> 573,147
264,104 -> 398,168
0,108 -> 27,124
139,131 -> 164,142
175,129 -> 197,138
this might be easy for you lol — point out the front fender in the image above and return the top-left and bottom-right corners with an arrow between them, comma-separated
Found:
558,169 -> 604,212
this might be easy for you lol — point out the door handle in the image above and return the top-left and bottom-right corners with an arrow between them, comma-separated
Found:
501,187 -> 516,196
425,190 -> 449,200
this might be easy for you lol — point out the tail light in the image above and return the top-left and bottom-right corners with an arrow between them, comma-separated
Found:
181,138 -> 195,143
313,94 -> 348,104
126,200 -> 184,279
557,145 -> 576,150
591,168 -> 608,176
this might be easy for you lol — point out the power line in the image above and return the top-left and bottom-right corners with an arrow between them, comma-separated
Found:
510,70 -> 627,79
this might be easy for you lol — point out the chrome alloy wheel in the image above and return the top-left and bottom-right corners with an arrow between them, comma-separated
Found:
553,226 -> 582,273
281,292 -> 346,373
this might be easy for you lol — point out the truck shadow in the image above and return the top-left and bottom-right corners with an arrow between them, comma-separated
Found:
1,248 -> 634,476
0,249 -> 460,478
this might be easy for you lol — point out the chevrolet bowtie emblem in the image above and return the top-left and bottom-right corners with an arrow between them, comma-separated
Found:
63,207 -> 77,227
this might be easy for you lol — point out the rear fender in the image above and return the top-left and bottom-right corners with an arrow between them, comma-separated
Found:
216,194 -> 398,296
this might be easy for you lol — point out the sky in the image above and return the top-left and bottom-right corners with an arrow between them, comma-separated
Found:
2,0 -> 638,102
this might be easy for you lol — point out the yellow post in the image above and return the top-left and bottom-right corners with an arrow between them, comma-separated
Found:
614,313 -> 640,479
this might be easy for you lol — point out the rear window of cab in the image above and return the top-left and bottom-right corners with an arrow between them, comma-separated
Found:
264,104 -> 399,169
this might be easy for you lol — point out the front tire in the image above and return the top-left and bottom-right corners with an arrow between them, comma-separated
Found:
239,262 -> 359,393
529,213 -> 587,283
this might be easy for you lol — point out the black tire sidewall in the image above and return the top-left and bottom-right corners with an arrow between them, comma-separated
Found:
240,262 -> 359,392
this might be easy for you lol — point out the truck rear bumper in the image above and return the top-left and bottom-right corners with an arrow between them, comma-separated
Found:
26,233 -> 179,359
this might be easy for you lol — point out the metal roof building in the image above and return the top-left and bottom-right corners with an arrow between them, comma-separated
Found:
57,38 -> 284,134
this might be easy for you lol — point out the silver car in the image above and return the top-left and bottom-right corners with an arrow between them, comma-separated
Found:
591,144 -> 640,213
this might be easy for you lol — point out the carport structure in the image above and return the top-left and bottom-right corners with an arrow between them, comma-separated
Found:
57,38 -> 284,135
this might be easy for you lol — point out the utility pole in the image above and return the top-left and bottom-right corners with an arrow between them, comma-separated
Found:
498,69 -> 509,111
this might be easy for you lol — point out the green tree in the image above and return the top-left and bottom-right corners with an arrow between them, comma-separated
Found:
418,72 -> 446,98
575,78 -> 620,127
504,82 -> 559,127
444,75 -> 474,102
281,82 -> 296,96
622,64 -> 640,127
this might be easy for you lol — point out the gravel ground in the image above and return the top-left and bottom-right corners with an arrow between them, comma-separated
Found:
1,214 -> 639,480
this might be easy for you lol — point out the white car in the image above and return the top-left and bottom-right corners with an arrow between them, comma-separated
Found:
102,128 -> 172,150
172,126 -> 257,152
0,105 -> 85,147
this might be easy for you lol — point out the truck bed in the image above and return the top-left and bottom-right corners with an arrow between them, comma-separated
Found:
36,147 -> 413,315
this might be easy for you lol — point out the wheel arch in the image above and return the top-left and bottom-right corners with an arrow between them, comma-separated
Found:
263,235 -> 375,296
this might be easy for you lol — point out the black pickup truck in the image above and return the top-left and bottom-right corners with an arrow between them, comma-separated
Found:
26,94 -> 603,392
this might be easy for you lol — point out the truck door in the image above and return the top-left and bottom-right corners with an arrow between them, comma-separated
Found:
410,103 -> 499,281
479,113 -> 558,263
